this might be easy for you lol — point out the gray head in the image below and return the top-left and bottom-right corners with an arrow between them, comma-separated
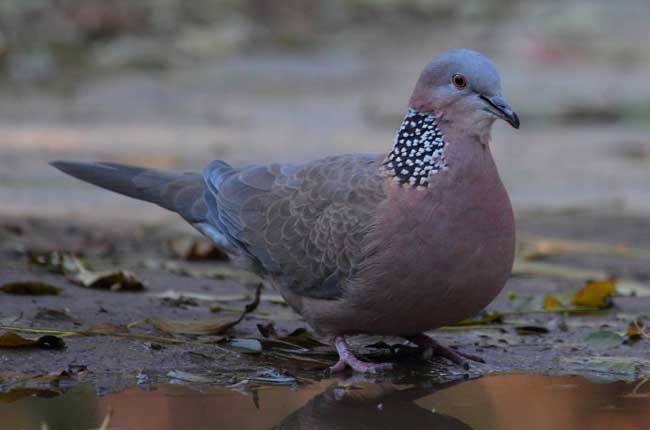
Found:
409,49 -> 519,131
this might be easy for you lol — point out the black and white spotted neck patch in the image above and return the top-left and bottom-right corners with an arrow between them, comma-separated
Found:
383,109 -> 447,188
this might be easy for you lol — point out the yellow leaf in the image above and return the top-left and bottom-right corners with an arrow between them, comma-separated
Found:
572,279 -> 616,308
544,293 -> 563,310
626,320 -> 645,341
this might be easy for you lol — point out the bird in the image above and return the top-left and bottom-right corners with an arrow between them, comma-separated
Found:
51,49 -> 519,373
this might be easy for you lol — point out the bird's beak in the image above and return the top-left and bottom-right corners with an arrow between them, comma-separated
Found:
480,94 -> 520,129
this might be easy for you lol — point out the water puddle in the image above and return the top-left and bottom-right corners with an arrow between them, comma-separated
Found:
1,374 -> 649,430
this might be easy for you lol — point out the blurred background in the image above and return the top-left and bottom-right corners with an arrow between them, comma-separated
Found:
1,0 -> 649,223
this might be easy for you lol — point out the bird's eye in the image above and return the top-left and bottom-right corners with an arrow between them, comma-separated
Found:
452,74 -> 467,89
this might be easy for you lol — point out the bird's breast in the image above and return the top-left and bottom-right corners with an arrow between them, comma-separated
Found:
341,167 -> 515,335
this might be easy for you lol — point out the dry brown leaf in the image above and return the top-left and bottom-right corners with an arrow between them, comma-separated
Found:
28,250 -> 144,291
70,268 -> 144,291
572,279 -> 616,309
64,256 -> 144,291
258,326 -> 326,351
0,332 -> 65,349
168,237 -> 228,261
88,323 -> 129,334
148,284 -> 262,336
0,282 -> 62,295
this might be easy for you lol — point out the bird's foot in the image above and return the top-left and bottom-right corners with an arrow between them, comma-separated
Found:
330,336 -> 393,374
406,333 -> 484,370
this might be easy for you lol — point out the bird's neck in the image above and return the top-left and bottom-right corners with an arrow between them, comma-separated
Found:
383,109 -> 448,189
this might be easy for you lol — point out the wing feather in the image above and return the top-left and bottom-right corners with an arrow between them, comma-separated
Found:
203,154 -> 386,299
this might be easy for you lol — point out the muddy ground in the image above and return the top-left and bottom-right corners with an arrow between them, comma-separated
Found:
1,209 -> 649,394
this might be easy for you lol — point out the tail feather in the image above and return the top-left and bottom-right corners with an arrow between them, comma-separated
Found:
50,161 -> 207,222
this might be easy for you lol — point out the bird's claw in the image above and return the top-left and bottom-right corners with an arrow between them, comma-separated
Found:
330,357 -> 393,374
408,334 -> 484,370
331,335 -> 393,374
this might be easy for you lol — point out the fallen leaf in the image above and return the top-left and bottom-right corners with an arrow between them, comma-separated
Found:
543,293 -> 563,310
88,323 -> 129,334
148,284 -> 262,336
259,327 -> 326,352
69,267 -> 144,291
452,311 -> 503,326
166,370 -> 212,383
0,282 -> 62,295
153,290 -> 285,304
227,338 -> 263,353
572,279 -> 616,308
34,308 -> 79,324
153,290 -> 231,302
280,328 -> 327,349
268,351 -> 332,371
626,320 -> 646,342
147,318 -> 234,335
0,387 -> 61,403
29,250 -> 144,291
584,330 -> 624,350
168,237 -> 228,261
0,332 -> 65,350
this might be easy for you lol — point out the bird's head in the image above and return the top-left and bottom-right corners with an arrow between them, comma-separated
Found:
409,49 -> 519,143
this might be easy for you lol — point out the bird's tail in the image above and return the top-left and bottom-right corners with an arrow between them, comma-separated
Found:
50,161 -> 208,222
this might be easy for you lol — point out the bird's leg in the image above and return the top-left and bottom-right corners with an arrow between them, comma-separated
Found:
330,336 -> 393,374
406,333 -> 484,370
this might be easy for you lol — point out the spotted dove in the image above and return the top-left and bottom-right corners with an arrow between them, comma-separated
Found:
51,49 -> 520,373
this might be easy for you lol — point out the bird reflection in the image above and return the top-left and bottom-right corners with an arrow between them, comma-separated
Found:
273,378 -> 473,430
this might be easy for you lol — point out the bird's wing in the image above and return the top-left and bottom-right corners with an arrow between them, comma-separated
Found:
203,154 -> 387,299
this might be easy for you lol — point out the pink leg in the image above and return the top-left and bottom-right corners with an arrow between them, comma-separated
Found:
406,334 -> 484,370
330,336 -> 393,374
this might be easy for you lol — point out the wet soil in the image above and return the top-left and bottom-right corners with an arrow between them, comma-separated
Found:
1,209 -> 649,394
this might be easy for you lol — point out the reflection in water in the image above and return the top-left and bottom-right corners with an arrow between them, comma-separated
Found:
1,374 -> 649,430
274,380 -> 472,430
